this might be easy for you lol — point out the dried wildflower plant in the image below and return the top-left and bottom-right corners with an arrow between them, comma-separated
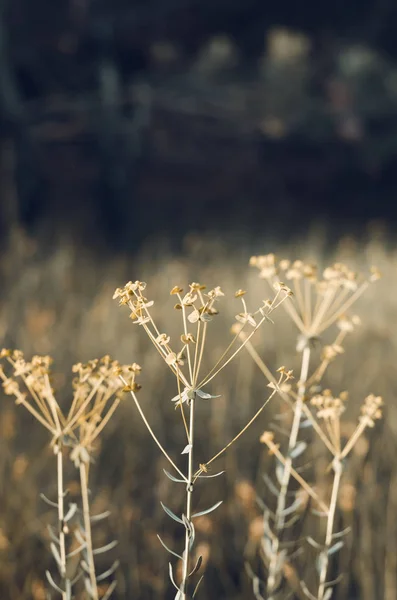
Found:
243,255 -> 381,600
260,391 -> 382,600
113,279 -> 291,599
0,350 -> 137,600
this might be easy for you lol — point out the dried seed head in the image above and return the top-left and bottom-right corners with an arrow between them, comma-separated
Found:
250,254 -> 277,278
181,333 -> 196,344
360,394 -> 383,427
311,390 -> 347,420
190,282 -> 206,291
156,333 -> 171,346
207,286 -> 225,299
273,281 -> 293,295
235,312 -> 257,327
170,286 -> 183,295
260,431 -> 275,444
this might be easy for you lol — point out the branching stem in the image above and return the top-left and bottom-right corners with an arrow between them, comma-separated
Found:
266,345 -> 311,596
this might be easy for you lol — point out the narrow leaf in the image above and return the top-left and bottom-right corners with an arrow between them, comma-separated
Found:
261,536 -> 273,559
300,580 -> 318,600
67,543 -> 86,558
45,571 -> 64,594
96,560 -> 120,582
328,540 -> 344,556
280,496 -> 303,517
189,556 -> 203,577
325,574 -> 344,587
93,540 -> 119,555
71,570 -> 84,585
256,497 -> 276,519
290,441 -> 307,459
50,543 -> 63,570
64,503 -> 78,523
332,526 -> 351,540
300,419 -> 313,429
168,563 -> 180,591
323,589 -> 333,600
192,575 -> 204,598
275,463 -> 284,485
81,560 -> 90,574
161,502 -> 184,524
306,536 -> 323,550
197,470 -> 225,479
284,513 -> 301,528
40,493 -> 58,508
275,549 -> 288,572
182,515 -> 195,549
157,534 -> 183,560
84,576 -> 94,597
163,469 -> 186,483
90,510 -> 111,523
47,525 -> 60,545
192,500 -> 223,519
75,528 -> 86,545
195,389 -> 221,399
102,580 -> 117,600
311,508 -> 328,517
263,474 -> 280,497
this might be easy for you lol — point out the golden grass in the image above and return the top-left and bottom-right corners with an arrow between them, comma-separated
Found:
0,226 -> 395,600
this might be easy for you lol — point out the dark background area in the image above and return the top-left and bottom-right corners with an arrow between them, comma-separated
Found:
1,0 -> 397,248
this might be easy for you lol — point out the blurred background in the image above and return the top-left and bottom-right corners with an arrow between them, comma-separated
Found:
1,1 -> 397,599
2,0 -> 397,247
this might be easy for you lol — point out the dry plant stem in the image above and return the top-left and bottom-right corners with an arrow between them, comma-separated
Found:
307,330 -> 347,386
80,461 -> 99,600
309,288 -> 336,337
339,420 -> 369,461
122,380 -> 187,482
316,282 -> 369,335
194,387 -> 278,481
65,377 -> 105,434
181,397 -> 195,599
300,404 -> 336,457
178,293 -> 194,383
56,447 -> 68,600
198,287 -> 291,389
0,365 -> 54,433
176,366 -> 190,440
262,438 -> 328,513
237,336 -> 277,387
317,458 -> 343,600
267,345 -> 311,597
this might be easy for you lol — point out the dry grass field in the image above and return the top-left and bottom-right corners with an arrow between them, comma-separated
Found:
0,225 -> 396,600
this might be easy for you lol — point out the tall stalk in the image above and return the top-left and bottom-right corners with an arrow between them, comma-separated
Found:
266,344 -> 311,596
56,446 -> 68,600
317,458 -> 343,600
181,396 -> 195,599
